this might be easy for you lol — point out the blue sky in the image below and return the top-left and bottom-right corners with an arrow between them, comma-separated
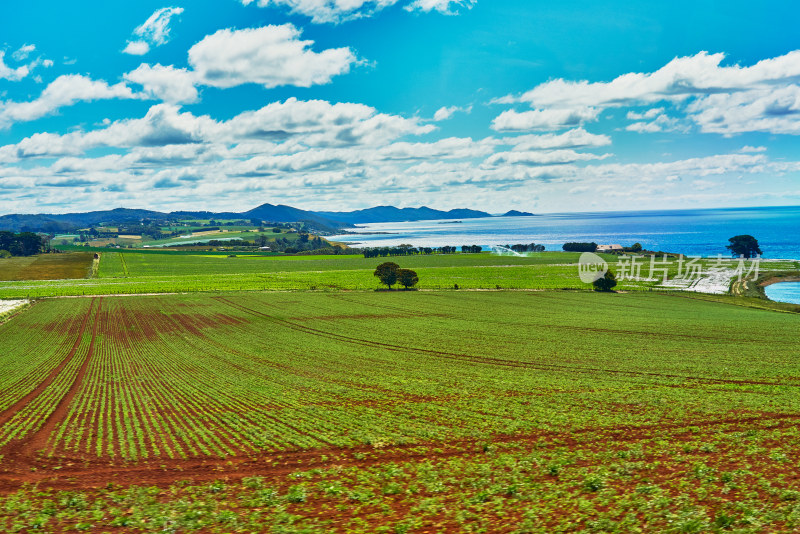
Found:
1,0 -> 800,214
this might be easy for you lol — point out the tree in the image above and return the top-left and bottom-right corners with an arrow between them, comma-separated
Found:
374,262 -> 400,289
397,268 -> 419,289
726,235 -> 762,258
563,242 -> 598,252
630,243 -> 642,252
592,270 -> 617,292
0,232 -> 45,256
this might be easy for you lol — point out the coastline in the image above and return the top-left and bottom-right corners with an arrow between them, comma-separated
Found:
328,207 -> 800,259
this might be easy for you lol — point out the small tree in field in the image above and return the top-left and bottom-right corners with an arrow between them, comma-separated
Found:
397,268 -> 419,289
593,270 -> 617,292
374,262 -> 400,289
726,235 -> 762,258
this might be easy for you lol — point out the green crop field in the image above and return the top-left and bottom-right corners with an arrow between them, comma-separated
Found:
0,250 -> 795,298
1,290 -> 799,532
139,228 -> 302,247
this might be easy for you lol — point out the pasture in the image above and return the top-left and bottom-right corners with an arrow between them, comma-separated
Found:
1,290 -> 799,531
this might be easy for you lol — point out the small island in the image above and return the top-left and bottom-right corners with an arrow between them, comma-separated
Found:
500,210 -> 536,217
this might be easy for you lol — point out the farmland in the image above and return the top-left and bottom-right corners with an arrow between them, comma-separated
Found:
0,250 -> 796,299
0,252 -> 94,282
1,290 -> 800,531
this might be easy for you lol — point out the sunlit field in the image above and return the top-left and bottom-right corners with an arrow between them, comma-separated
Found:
1,290 -> 799,532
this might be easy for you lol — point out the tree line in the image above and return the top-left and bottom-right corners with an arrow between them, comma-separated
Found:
0,232 -> 46,257
363,244 -> 551,258
563,242 -> 598,252
362,246 -> 436,258
506,243 -> 546,253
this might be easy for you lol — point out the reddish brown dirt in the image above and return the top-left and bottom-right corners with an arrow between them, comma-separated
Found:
1,409 -> 797,495
0,298 -> 96,429
97,305 -> 246,344
3,299 -> 103,460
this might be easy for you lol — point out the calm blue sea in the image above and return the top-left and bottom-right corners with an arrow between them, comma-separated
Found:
330,206 -> 800,260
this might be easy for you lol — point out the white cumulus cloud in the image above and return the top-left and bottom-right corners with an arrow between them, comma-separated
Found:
739,145 -> 767,153
501,51 -> 800,109
485,149 -> 610,167
11,44 -> 36,61
626,113 -> 681,133
491,107 -> 600,131
433,105 -> 471,121
188,24 -> 357,89
405,0 -> 475,14
495,50 -> 800,136
502,128 -> 611,150
0,75 -> 139,128
123,41 -> 151,56
241,0 -> 400,24
0,52 -> 30,81
124,7 -> 184,55
626,107 -> 664,121
687,85 -> 800,135
124,63 -> 199,104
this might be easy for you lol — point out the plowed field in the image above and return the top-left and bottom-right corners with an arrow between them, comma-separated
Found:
1,291 -> 799,532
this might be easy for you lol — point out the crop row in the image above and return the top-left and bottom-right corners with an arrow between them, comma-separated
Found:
4,413 -> 800,532
0,299 -> 98,450
2,290 -> 798,464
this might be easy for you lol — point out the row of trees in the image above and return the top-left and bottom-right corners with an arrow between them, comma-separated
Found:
0,232 -> 45,257
507,243 -> 546,253
563,242 -> 598,252
363,246 -> 435,258
364,243 -> 554,257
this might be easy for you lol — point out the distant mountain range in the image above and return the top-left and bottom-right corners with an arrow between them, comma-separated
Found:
0,204 -> 532,233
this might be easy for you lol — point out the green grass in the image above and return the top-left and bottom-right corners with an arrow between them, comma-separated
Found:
1,290 -> 800,531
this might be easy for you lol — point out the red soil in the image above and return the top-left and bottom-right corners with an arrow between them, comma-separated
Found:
0,408 -> 797,495
0,298 -> 96,430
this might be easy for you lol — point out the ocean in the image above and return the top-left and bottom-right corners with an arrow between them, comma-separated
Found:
330,205 -> 800,260
764,283 -> 800,305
